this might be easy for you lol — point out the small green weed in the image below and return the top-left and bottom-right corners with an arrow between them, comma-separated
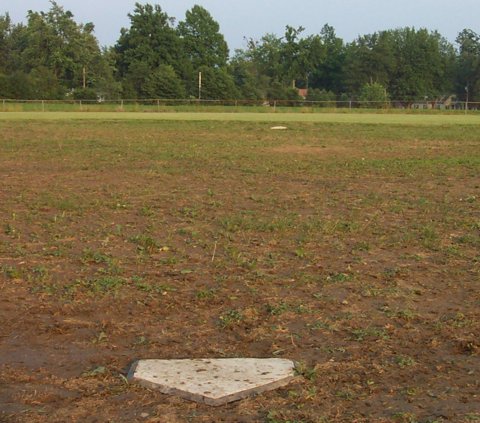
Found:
420,224 -> 439,249
266,302 -> 289,316
219,309 -> 243,328
266,410 -> 309,423
2,265 -> 22,279
179,206 -> 199,219
4,223 -> 17,236
402,386 -> 419,397
294,361 -> 317,381
129,234 -> 159,253
82,366 -> 107,378
395,355 -> 417,368
79,276 -> 125,293
325,272 -> 353,283
310,320 -> 334,331
353,241 -> 370,251
31,266 -> 48,281
294,248 -> 306,258
81,248 -> 111,264
351,327 -> 389,342
135,280 -> 175,294
139,205 -> 154,216
335,390 -> 356,400
392,412 -> 419,423
441,312 -> 474,328
196,288 -> 217,300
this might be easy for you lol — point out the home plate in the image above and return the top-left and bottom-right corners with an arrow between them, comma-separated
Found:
270,126 -> 288,130
128,358 -> 298,406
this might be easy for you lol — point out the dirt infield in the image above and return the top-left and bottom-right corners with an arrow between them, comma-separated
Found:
0,118 -> 479,422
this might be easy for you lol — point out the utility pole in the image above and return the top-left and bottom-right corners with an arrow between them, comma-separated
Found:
198,72 -> 202,100
465,85 -> 469,113
83,66 -> 86,89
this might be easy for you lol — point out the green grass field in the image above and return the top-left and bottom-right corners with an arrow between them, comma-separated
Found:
1,114 -> 479,422
2,110 -> 480,125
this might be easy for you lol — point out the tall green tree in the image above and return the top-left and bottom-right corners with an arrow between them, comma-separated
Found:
389,28 -> 455,100
115,3 -> 186,97
233,25 -> 332,98
243,33 -> 284,83
456,29 -> 480,101
302,34 -> 327,89
197,65 -> 239,100
0,14 -> 12,74
344,27 -> 455,101
22,2 -> 103,90
233,31 -> 302,98
143,64 -> 186,98
1,1 -> 110,99
177,5 -> 229,97
344,31 -> 396,94
177,5 -> 228,69
309,24 -> 345,93
229,54 -> 264,99
281,25 -> 306,86
0,15 -> 29,98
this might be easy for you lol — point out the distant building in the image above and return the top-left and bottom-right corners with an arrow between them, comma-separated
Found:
297,88 -> 308,99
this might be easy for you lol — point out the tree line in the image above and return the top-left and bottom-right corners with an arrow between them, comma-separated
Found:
1,1 -> 479,103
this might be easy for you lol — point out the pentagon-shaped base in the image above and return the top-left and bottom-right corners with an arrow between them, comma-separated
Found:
128,358 -> 297,406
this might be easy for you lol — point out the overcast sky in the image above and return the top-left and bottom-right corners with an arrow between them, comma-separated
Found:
4,0 -> 480,51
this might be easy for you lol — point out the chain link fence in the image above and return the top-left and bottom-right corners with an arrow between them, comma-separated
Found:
1,98 -> 479,113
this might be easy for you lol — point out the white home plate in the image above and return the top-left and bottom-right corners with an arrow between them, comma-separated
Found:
270,126 -> 288,130
128,358 -> 297,406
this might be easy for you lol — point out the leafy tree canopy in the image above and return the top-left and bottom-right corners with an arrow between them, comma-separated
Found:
178,5 -> 228,69
0,2 -> 478,102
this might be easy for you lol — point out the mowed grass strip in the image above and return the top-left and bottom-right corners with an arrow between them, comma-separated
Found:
2,110 -> 480,125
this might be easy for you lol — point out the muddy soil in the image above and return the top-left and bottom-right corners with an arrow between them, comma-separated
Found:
0,120 -> 479,422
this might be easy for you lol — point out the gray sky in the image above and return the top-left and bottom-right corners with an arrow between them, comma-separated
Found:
4,0 -> 480,51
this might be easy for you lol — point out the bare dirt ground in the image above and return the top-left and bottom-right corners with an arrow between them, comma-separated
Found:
0,119 -> 479,422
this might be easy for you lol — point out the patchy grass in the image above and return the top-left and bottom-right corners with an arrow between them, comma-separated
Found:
0,117 -> 479,422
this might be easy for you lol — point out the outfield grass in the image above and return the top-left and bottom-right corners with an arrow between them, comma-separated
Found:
1,110 -> 480,125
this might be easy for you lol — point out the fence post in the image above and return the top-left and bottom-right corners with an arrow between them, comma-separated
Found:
120,100 -> 124,111
79,100 -> 83,112
349,100 -> 352,110
42,100 -> 45,112
273,100 -> 277,113
157,99 -> 160,113
2,99 -> 5,112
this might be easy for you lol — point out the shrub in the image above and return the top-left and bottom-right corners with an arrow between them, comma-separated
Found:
358,82 -> 390,108
306,88 -> 336,107
142,65 -> 186,99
